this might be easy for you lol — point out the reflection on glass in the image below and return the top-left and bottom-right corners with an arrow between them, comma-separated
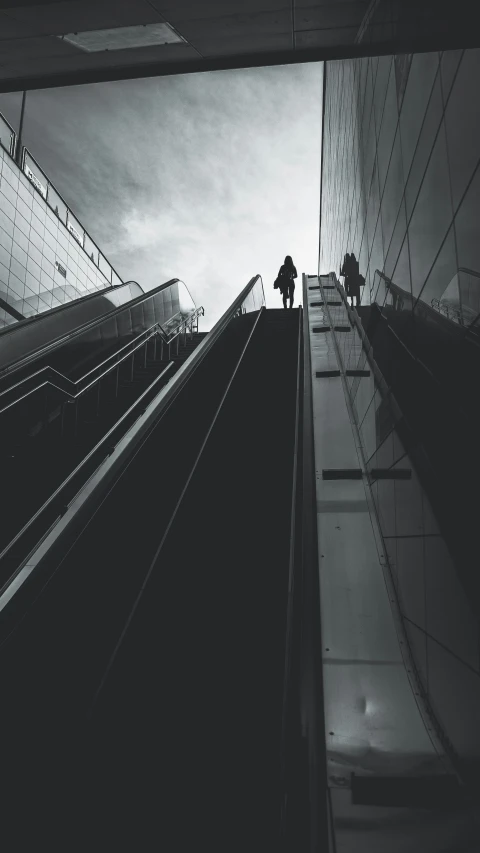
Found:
84,233 -> 98,266
0,112 -> 15,157
98,253 -> 112,283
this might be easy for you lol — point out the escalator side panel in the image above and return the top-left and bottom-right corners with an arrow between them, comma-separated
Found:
87,310 -> 300,850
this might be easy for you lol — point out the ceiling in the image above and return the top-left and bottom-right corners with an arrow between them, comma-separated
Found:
0,0 -> 479,93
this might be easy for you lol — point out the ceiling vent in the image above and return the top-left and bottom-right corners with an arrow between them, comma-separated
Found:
61,22 -> 184,52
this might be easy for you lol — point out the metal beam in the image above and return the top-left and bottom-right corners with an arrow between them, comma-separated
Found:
1,32 -> 480,93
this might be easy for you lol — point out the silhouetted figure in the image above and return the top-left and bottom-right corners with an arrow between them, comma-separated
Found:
349,253 -> 361,307
340,252 -> 352,298
277,255 -> 297,309
341,252 -> 362,307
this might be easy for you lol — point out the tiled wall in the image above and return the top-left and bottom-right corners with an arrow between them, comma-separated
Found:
0,145 -> 117,329
320,49 -> 480,329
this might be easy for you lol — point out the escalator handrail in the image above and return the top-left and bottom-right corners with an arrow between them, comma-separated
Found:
0,360 -> 176,595
88,302 -> 266,715
0,282 -> 122,339
0,306 -> 204,416
0,275 -> 264,607
0,278 -> 189,381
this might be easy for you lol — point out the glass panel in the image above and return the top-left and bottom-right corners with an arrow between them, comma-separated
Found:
444,49 -> 480,212
22,149 -> 48,201
46,184 -> 68,226
408,122 -> 453,300
98,253 -> 112,283
0,112 -> 15,157
380,128 -> 404,261
66,211 -> 84,248
404,74 -> 443,221
399,52 -> 439,182
373,56 -> 392,138
416,226 -> 457,311
84,233 -> 98,266
440,49 -> 463,107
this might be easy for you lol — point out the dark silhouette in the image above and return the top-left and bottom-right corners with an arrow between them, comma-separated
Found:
340,253 -> 352,297
340,252 -> 363,307
277,255 -> 297,309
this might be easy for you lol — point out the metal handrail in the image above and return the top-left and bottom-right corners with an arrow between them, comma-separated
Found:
0,278 -> 182,380
0,306 -> 203,417
0,361 -> 176,588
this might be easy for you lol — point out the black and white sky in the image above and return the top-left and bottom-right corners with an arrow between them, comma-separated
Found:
0,62 -> 322,329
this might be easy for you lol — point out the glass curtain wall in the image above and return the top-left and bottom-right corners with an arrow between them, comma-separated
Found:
320,48 -> 480,333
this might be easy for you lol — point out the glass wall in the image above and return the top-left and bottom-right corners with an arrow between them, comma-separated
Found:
320,48 -> 480,334
320,49 -> 480,777
325,272 -> 480,775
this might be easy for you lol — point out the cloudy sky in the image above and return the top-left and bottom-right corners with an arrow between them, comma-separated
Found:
0,62 -> 322,330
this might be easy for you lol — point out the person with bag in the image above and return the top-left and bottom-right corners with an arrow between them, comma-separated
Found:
340,252 -> 352,299
348,252 -> 361,308
274,255 -> 297,309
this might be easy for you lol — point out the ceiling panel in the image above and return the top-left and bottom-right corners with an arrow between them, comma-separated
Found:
155,1 -> 290,20
172,10 -> 293,42
295,3 -> 368,31
295,26 -> 358,46
2,0 -> 161,35
191,32 -> 293,57
0,12 -> 44,38
0,35 -> 82,59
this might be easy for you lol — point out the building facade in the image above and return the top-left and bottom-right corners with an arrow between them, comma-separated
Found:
320,48 -> 480,329
0,112 -> 121,328
318,45 -> 480,800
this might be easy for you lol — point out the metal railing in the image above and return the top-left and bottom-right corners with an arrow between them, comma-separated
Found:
0,307 -> 204,423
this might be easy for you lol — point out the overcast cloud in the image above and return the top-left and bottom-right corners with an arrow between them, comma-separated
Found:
0,62 -> 322,330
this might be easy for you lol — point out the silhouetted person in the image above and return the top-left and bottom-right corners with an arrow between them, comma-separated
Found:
349,252 -> 361,308
277,255 -> 297,309
340,252 -> 352,297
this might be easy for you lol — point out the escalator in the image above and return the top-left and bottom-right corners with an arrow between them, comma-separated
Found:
0,281 -> 304,850
0,278 -> 204,581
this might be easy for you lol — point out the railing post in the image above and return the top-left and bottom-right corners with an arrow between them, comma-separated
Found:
144,336 -> 148,369
130,352 -> 135,381
96,378 -> 101,417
